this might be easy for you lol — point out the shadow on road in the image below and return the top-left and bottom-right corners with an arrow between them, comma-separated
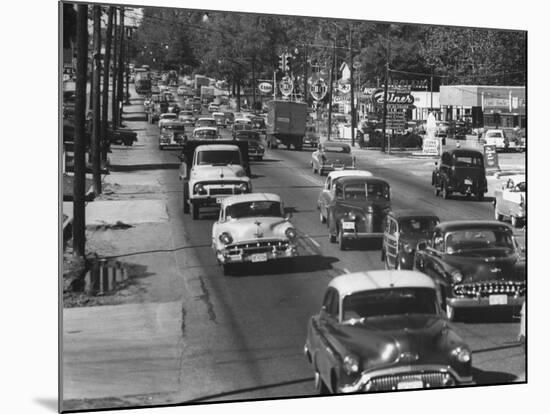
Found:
123,113 -> 148,122
457,307 -> 521,323
472,367 -> 520,385
229,255 -> 339,277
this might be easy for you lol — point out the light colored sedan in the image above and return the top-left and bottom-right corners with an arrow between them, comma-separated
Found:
494,174 -> 526,227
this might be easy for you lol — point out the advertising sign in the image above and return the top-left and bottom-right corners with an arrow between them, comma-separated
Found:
279,76 -> 294,97
483,144 -> 501,172
337,80 -> 351,94
373,89 -> 415,106
422,137 -> 440,156
258,81 -> 273,94
310,78 -> 327,101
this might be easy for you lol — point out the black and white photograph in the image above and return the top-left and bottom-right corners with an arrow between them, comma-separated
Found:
12,0 -> 542,413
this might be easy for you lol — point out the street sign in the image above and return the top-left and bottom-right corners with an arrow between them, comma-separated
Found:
310,78 -> 327,101
258,81 -> 273,94
279,76 -> 294,97
422,137 -> 440,155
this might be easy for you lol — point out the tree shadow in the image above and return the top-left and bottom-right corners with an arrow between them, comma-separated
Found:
343,237 -> 384,251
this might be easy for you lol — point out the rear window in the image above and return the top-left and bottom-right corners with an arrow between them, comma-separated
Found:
453,154 -> 483,167
323,145 -> 350,153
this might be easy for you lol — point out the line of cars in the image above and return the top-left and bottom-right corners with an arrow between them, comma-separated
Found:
302,139 -> 525,394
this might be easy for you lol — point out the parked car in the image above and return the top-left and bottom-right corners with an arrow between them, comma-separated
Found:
317,170 -> 373,224
211,193 -> 298,275
311,142 -> 355,175
192,126 -> 219,140
414,220 -> 526,321
432,148 -> 487,200
494,174 -> 526,228
323,176 -> 391,250
304,270 -> 474,394
381,210 -> 440,270
483,129 -> 507,151
234,130 -> 265,160
158,113 -> 178,128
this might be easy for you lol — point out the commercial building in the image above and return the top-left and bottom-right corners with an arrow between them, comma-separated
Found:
439,85 -> 525,129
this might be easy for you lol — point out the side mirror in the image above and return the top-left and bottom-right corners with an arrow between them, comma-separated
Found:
416,241 -> 428,251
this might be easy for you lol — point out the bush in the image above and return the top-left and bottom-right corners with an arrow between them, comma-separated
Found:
363,131 -> 422,149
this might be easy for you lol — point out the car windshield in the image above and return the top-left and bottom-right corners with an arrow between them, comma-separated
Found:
161,114 -> 177,120
197,120 -> 216,127
225,201 -> 283,219
324,145 -> 350,153
444,228 -> 515,254
197,150 -> 241,165
399,218 -> 438,234
453,155 -> 483,167
343,182 -> 390,200
487,132 -> 504,138
194,130 -> 217,139
342,288 -> 438,321
236,133 -> 260,141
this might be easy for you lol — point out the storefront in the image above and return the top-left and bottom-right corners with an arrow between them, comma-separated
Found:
439,85 -> 525,129
410,91 -> 441,121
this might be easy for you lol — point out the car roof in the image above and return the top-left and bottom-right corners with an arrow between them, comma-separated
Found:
321,141 -> 350,149
195,144 -> 239,151
160,113 -> 177,118
235,118 -> 252,122
387,210 -> 439,220
327,170 -> 373,180
329,270 -> 436,296
435,220 -> 513,233
194,126 -> 218,131
336,176 -> 389,186
221,192 -> 281,207
197,117 -> 215,121
212,112 -> 225,116
162,121 -> 185,126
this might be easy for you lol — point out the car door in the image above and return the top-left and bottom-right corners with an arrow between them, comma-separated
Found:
318,176 -> 333,220
384,217 -> 399,267
316,288 -> 340,388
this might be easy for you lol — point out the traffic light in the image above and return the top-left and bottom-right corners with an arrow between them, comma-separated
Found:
278,53 -> 289,72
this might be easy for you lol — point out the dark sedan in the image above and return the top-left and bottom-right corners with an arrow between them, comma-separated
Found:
311,142 -> 356,175
414,220 -> 526,321
235,131 -> 265,160
304,270 -> 474,394
325,176 -> 391,250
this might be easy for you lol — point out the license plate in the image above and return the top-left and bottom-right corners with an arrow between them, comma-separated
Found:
250,253 -> 268,263
397,380 -> 423,390
464,179 -> 473,185
489,294 -> 508,305
216,197 -> 224,204
342,222 -> 355,230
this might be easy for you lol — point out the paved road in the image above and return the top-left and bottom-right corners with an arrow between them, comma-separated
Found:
62,87 -> 526,410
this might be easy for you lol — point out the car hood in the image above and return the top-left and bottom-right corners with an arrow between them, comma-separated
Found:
442,250 -> 524,282
336,314 -> 464,368
217,217 -> 294,243
191,165 -> 247,181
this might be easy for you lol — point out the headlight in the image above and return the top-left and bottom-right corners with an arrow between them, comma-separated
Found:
346,212 -> 357,220
343,355 -> 360,375
237,183 -> 249,193
194,183 -> 206,194
219,232 -> 233,245
451,270 -> 463,284
452,347 -> 471,363
403,243 -> 413,254
285,227 -> 297,240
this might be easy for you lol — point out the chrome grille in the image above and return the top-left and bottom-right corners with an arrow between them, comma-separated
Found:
366,372 -> 452,391
225,240 -> 290,255
453,281 -> 526,298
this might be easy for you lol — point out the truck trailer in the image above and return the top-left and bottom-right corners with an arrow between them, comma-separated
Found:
266,100 -> 307,150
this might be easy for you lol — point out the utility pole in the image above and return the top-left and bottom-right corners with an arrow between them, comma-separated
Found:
101,6 -> 114,163
116,7 -> 125,127
73,4 -> 88,258
252,56 -> 256,112
381,30 -> 390,153
303,44 -> 308,104
125,26 -> 131,105
349,24 -> 355,147
91,5 -> 102,195
327,37 -> 336,141
111,10 -> 118,127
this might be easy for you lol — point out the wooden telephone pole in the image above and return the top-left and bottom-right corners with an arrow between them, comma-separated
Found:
101,6 -> 114,163
91,5 -> 102,194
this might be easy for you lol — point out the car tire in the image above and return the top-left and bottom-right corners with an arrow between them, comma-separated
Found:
494,206 -> 503,221
442,185 -> 450,200
319,168 -> 325,176
191,202 -> 199,220
314,371 -> 330,395
338,228 -> 347,251
327,215 -> 336,243
319,211 -> 326,224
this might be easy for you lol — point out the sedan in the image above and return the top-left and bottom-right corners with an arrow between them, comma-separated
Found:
304,270 -> 474,394
311,142 -> 355,175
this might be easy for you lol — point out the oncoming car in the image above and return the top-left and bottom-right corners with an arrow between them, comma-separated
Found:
304,270 -> 474,394
211,193 -> 298,275
158,113 -> 178,128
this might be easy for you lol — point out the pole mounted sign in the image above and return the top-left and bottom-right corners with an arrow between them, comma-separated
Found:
279,76 -> 294,97
258,81 -> 273,94
310,78 -> 327,101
